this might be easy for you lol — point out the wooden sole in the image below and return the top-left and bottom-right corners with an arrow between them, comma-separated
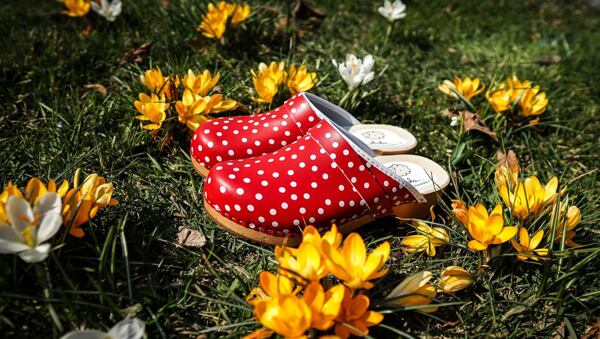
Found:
191,157 -> 210,178
204,193 -> 439,247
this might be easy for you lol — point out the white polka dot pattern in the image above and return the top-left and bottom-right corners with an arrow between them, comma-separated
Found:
190,94 -> 321,171
204,118 -> 418,239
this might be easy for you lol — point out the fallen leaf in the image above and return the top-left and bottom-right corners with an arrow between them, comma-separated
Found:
119,42 -> 152,65
177,227 -> 206,248
447,47 -> 457,54
460,111 -> 496,138
581,318 -> 600,339
84,83 -> 108,96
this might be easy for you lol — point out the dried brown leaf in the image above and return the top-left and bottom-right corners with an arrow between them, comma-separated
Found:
177,227 -> 206,248
84,83 -> 107,96
581,318 -> 600,339
460,111 -> 496,138
119,42 -> 152,65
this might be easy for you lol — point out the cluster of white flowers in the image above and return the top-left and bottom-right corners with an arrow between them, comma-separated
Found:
332,54 -> 375,91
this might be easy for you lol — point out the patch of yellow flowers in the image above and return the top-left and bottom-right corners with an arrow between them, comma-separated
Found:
198,2 -> 251,42
451,152 -> 583,262
0,169 -> 117,239
439,75 -> 548,125
245,225 -> 473,338
135,67 -> 237,132
251,61 -> 318,104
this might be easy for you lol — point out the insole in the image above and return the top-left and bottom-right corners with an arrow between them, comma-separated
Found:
375,155 -> 450,195
349,124 -> 417,154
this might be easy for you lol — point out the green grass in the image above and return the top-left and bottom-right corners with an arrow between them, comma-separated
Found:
1,0 -> 599,337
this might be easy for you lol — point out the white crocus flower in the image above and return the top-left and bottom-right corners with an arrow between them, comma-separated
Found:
332,54 -> 375,91
450,116 -> 460,127
91,0 -> 122,22
60,318 -> 145,339
0,193 -> 62,263
378,0 -> 407,22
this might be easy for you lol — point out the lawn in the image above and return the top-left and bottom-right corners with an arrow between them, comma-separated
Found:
0,0 -> 599,337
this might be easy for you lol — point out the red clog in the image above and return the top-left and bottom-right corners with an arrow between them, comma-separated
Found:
203,118 -> 449,246
190,93 -> 417,177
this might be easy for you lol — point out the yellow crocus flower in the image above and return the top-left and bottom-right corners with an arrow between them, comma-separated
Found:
439,266 -> 474,293
498,176 -> 558,219
486,86 -> 513,113
495,162 -> 520,190
0,182 -> 24,223
198,2 -> 250,40
175,90 -> 209,131
301,224 -> 342,251
451,199 -> 469,226
401,221 -> 449,256
511,228 -> 549,261
303,283 -> 345,331
175,91 -> 237,131
230,3 -> 251,25
553,205 -> 582,248
62,0 -> 91,17
134,93 -> 169,130
199,3 -> 229,40
246,271 -> 297,306
506,75 -> 532,102
24,178 -> 69,206
465,204 -> 517,251
287,65 -> 317,95
276,241 -> 329,282
202,93 -> 238,115
322,233 -> 389,290
253,294 -> 312,338
386,271 -> 438,313
62,170 -> 118,238
438,76 -> 485,100
519,86 -> 548,117
139,68 -> 179,101
182,69 -> 220,96
251,61 -> 287,104
334,288 -> 383,339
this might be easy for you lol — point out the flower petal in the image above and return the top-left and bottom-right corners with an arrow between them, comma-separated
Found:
6,196 -> 34,231
467,239 -> 487,251
36,211 -> 63,244
18,243 -> 50,263
492,226 -> 518,244
108,317 -> 146,339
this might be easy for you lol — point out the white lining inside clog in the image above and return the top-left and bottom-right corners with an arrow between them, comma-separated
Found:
302,93 -> 416,154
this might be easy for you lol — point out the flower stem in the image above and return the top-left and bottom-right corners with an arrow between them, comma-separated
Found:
35,262 -> 63,332
382,22 -> 394,50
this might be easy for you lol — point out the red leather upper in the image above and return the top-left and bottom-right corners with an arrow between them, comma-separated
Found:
203,118 -> 421,238
190,94 -> 320,170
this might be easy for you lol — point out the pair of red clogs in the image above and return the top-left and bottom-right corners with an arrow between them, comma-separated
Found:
190,93 -> 449,245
